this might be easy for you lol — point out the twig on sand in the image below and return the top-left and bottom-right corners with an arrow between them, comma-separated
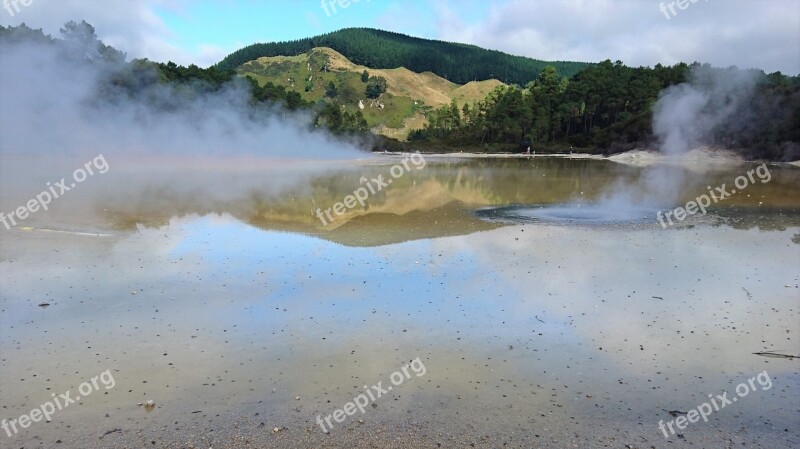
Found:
534,315 -> 545,323
100,428 -> 122,439
752,351 -> 798,359
742,287 -> 752,300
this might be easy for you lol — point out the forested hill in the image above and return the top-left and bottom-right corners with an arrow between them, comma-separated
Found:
215,28 -> 589,84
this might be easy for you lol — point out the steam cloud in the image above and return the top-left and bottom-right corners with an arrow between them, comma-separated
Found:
0,29 -> 368,228
587,66 -> 759,220
653,66 -> 759,155
0,34 -> 364,159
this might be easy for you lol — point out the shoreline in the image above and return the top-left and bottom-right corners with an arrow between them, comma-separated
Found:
377,148 -> 800,166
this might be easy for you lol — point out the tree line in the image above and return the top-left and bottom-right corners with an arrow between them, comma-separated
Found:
4,23 -> 798,160
410,61 -> 800,161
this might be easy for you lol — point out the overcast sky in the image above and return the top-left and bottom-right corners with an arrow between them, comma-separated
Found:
1,0 -> 798,74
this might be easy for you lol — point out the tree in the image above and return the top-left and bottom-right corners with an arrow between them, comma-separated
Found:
366,76 -> 387,99
325,81 -> 338,98
285,91 -> 304,110
360,70 -> 369,83
59,20 -> 126,63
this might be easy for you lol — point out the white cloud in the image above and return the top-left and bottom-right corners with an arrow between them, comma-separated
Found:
2,0 -> 797,73
0,0 -> 228,67
436,0 -> 800,74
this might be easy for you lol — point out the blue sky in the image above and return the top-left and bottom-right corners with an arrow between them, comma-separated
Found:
1,0 -> 798,73
155,0 -> 489,53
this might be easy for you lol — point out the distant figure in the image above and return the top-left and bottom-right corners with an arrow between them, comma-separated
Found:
526,146 -> 531,155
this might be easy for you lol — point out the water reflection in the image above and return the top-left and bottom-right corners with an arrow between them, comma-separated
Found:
1,212 -> 797,447
6,157 -> 792,245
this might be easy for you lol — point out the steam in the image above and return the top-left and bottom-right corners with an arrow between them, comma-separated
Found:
0,34 -> 364,159
653,66 -> 759,156
586,66 -> 759,220
0,26 -> 368,229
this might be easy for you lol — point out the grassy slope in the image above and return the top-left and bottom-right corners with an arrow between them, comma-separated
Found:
238,47 -> 504,140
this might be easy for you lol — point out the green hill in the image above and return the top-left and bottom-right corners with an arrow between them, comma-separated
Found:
237,47 -> 506,139
216,28 -> 590,85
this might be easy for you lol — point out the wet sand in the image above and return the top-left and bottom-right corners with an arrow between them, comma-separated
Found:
1,157 -> 799,448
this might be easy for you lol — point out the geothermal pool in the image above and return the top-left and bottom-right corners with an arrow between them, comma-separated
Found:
1,156 -> 798,448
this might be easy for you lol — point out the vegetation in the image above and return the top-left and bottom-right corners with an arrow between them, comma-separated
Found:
410,61 -> 800,161
0,23 -> 370,137
365,76 -> 387,99
236,47 -> 505,139
216,28 -> 589,85
4,23 -> 798,160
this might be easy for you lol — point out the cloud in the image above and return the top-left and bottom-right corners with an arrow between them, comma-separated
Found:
2,0 -> 796,73
436,0 -> 800,74
0,0 -> 228,66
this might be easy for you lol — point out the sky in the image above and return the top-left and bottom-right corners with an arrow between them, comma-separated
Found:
1,0 -> 798,74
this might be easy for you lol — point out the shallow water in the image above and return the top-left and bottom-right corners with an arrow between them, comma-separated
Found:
1,156 -> 798,448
